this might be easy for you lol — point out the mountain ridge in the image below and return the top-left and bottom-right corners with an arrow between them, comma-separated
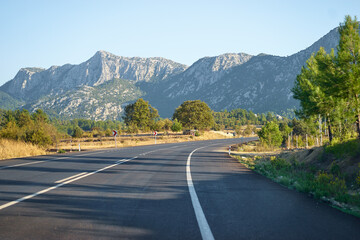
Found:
0,26 -> 344,119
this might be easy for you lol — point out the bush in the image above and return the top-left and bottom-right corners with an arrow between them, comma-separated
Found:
72,126 -> 83,138
171,119 -> 182,132
195,131 -> 200,137
258,121 -> 283,148
25,127 -> 53,147
105,129 -> 113,137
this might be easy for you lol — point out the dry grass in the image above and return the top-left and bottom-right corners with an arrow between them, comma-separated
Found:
57,131 -> 229,151
0,139 -> 47,160
0,131 -> 232,160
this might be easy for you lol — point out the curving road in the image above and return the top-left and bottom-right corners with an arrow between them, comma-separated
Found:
0,138 -> 359,239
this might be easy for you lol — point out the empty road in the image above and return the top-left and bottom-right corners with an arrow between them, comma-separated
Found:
0,138 -> 359,239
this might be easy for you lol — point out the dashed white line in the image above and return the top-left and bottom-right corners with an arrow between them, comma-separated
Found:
0,145 -> 181,211
0,151 -> 107,170
186,147 -> 215,240
55,172 -> 88,183
0,160 -> 51,170
0,157 -> 133,211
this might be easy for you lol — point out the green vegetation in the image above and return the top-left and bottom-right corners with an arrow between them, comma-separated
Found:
258,121 -> 283,148
0,91 -> 24,110
292,15 -> 360,142
171,119 -> 182,132
0,109 -> 59,147
233,151 -> 360,217
123,98 -> 159,132
173,100 -> 214,130
213,108 -> 279,129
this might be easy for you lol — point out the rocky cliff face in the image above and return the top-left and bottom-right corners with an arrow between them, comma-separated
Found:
0,26 -> 344,120
1,50 -> 187,102
143,28 -> 341,117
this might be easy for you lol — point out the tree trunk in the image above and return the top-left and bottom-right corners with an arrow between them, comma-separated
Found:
357,114 -> 360,139
328,119 -> 333,143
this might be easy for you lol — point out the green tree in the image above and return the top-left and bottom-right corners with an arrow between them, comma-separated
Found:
72,126 -> 83,138
32,109 -> 49,123
163,118 -> 173,131
258,121 -> 283,147
171,119 -> 182,132
123,98 -> 159,131
292,47 -> 342,142
327,16 -> 360,138
16,109 -> 33,128
172,100 -> 214,130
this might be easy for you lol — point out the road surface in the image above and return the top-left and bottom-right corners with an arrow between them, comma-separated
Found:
0,138 -> 359,239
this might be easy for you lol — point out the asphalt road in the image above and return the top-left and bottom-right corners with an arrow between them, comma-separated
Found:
0,138 -> 359,239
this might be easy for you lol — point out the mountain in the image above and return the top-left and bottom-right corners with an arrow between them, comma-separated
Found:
27,78 -> 143,120
0,51 -> 187,119
0,26 -> 343,119
1,51 -> 187,102
143,27 -> 340,116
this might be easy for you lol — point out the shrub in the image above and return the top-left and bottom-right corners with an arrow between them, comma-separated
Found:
25,127 -> 53,147
171,119 -> 182,132
258,121 -> 283,148
72,126 -> 84,138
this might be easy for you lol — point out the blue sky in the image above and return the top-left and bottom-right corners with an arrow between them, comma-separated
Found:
1,0 -> 359,86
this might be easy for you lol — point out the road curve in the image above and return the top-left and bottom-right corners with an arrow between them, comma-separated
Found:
0,138 -> 359,239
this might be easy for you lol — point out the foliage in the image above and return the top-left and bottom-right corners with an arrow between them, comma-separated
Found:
72,126 -> 83,138
234,155 -> 358,212
173,100 -> 214,130
243,124 -> 253,136
123,98 -> 159,131
325,139 -> 360,159
213,108 -> 282,129
0,108 -> 59,147
171,119 -> 182,132
258,121 -> 283,147
292,15 -> 360,140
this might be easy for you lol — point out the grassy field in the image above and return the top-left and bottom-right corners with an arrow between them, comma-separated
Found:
230,140 -> 360,218
0,139 -> 47,160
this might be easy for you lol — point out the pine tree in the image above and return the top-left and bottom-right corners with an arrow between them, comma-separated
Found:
292,48 -> 340,142
328,16 -> 360,138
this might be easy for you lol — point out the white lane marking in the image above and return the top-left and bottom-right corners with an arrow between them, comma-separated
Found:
0,151 -> 108,170
0,144 -> 179,171
0,160 -> 52,170
0,157 -> 133,211
55,172 -> 88,183
187,147 -> 215,240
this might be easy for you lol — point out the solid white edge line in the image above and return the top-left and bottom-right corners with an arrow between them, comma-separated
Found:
0,160 -> 47,170
0,157 -> 132,211
187,147 -> 215,240
55,172 -> 88,183
0,151 -> 107,171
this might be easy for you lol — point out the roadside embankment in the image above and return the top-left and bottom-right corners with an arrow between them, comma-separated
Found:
230,140 -> 360,218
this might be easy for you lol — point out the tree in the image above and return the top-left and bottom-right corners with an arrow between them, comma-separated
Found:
16,109 -> 33,128
72,126 -> 83,138
171,119 -> 182,132
292,47 -> 346,142
258,121 -> 283,148
123,98 -> 159,131
32,109 -> 49,123
163,118 -> 173,131
172,100 -> 214,130
327,16 -> 360,138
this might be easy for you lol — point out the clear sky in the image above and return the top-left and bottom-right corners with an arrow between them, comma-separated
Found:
1,0 -> 360,86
